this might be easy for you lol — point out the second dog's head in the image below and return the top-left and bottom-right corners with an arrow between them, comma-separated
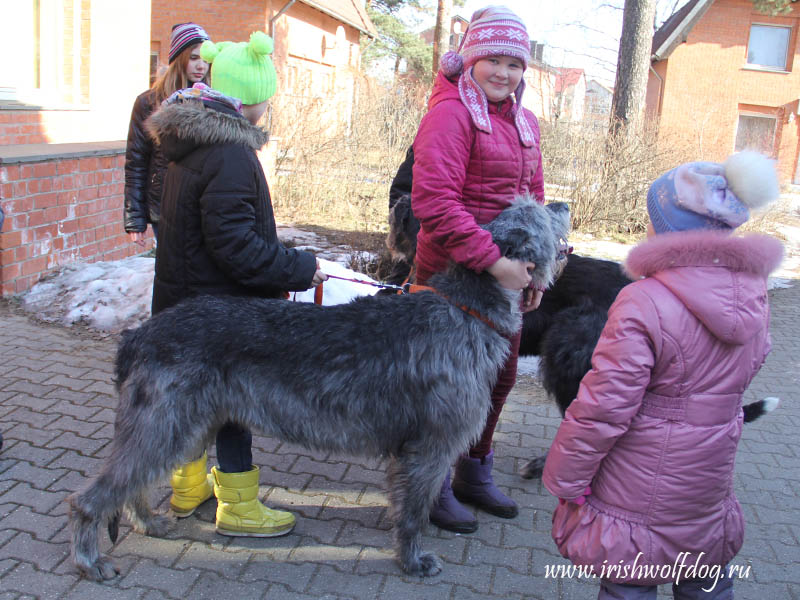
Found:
483,198 -> 571,290
386,193 -> 420,262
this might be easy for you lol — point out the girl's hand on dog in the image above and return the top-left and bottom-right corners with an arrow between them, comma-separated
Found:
488,256 -> 534,290
521,286 -> 543,312
311,260 -> 328,287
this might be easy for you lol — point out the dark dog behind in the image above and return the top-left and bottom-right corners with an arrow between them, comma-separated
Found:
68,199 -> 570,581
384,188 -> 778,481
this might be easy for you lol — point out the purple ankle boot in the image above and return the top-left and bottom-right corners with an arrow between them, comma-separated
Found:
429,471 -> 478,534
452,451 -> 518,518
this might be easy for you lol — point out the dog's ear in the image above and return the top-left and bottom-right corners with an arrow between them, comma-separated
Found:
495,227 -> 530,258
546,202 -> 571,239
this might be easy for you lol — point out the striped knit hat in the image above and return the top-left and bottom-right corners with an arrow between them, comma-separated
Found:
169,23 -> 210,64
440,6 -> 534,147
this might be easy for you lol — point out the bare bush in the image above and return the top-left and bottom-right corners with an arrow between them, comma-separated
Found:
269,72 -> 428,234
541,120 -> 694,236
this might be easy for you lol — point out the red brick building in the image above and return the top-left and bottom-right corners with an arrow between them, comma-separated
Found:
647,0 -> 800,183
0,1 -> 376,296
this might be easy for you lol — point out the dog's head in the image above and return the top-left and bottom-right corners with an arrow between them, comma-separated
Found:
483,197 -> 571,290
386,193 -> 420,261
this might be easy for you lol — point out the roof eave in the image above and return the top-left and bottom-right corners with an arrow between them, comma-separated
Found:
652,0 -> 714,62
298,0 -> 379,38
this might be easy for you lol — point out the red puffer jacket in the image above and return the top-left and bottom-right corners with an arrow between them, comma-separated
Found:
411,71 -> 544,279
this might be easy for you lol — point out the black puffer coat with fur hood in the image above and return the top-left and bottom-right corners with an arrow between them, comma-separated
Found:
145,98 -> 316,314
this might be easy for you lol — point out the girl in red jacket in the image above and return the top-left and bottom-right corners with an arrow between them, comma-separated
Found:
543,152 -> 783,599
411,5 -> 545,533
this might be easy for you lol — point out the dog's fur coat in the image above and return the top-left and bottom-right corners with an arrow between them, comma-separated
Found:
67,198 -> 570,581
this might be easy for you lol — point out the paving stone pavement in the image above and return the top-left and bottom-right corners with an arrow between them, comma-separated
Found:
0,283 -> 798,600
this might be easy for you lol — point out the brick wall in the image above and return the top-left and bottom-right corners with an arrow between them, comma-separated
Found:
0,142 -> 279,297
150,0 -> 272,69
650,0 -> 800,182
0,150 -> 153,296
0,112 -> 49,146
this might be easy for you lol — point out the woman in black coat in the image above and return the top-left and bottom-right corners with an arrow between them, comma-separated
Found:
123,23 -> 210,244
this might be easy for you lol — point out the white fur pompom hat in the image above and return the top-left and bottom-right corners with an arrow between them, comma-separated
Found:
647,151 -> 780,234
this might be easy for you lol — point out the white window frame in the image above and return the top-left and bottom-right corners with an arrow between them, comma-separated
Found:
734,111 -> 777,154
0,0 -> 89,109
745,23 -> 791,72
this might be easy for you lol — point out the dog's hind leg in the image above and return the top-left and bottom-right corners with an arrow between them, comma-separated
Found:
386,451 -> 449,577
519,453 -> 547,479
69,469 -> 128,581
125,490 -> 172,538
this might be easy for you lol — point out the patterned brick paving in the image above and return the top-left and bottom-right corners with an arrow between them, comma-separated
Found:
0,284 -> 798,599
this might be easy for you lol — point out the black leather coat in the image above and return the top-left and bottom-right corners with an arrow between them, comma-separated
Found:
144,98 -> 317,314
124,89 -> 169,232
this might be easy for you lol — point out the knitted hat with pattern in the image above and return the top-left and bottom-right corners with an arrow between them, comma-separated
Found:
200,32 -> 277,105
440,5 -> 530,75
438,5 -> 534,147
647,151 -> 780,234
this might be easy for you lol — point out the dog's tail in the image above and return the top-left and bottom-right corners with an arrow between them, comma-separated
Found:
540,303 -> 606,416
114,328 -> 144,392
107,511 -> 121,543
743,396 -> 780,423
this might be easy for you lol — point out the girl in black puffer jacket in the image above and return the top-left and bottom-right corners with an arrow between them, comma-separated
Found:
123,23 -> 210,244
145,32 -> 327,539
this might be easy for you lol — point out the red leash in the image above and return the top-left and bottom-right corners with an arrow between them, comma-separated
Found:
310,273 -> 406,305
310,273 -> 497,330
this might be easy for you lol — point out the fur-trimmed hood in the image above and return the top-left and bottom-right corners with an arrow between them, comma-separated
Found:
624,231 -> 784,344
144,100 -> 268,162
624,230 -> 784,279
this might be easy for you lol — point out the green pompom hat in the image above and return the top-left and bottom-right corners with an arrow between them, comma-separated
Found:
200,31 -> 277,105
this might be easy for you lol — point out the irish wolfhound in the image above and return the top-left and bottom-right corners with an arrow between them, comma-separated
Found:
67,198 -> 570,581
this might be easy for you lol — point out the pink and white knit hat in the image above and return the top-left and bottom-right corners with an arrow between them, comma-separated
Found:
169,22 -> 210,64
440,5 -> 534,146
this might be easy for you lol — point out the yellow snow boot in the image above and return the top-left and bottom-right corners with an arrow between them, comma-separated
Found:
169,452 -> 215,518
212,466 -> 295,537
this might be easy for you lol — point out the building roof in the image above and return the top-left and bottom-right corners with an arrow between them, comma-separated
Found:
651,0 -> 713,61
555,68 -> 585,93
586,79 -> 613,95
299,0 -> 379,38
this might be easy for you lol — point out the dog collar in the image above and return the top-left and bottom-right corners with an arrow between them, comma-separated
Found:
404,284 -> 498,331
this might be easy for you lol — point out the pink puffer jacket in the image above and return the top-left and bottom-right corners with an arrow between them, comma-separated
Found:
412,71 -> 544,278
543,231 -> 784,585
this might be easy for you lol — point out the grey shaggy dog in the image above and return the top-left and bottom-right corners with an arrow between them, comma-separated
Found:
68,198 -> 570,581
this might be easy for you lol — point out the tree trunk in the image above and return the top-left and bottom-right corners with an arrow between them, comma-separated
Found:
609,0 -> 657,137
432,0 -> 453,76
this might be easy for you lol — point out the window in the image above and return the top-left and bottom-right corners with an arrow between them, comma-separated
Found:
0,0 -> 91,107
735,113 -> 776,154
746,24 -> 791,70
149,52 -> 159,86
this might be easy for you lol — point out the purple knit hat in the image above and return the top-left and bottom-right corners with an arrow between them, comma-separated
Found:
440,6 -> 534,146
647,152 -> 780,234
169,22 -> 210,64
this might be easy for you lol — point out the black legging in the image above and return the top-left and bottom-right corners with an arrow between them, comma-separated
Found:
216,422 -> 253,473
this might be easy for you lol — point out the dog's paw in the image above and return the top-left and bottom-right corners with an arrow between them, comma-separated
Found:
144,514 -> 172,538
402,552 -> 443,577
519,456 -> 546,479
78,556 -> 120,581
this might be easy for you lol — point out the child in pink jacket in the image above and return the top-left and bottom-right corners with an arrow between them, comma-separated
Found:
543,152 -> 784,599
411,5 -> 545,533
